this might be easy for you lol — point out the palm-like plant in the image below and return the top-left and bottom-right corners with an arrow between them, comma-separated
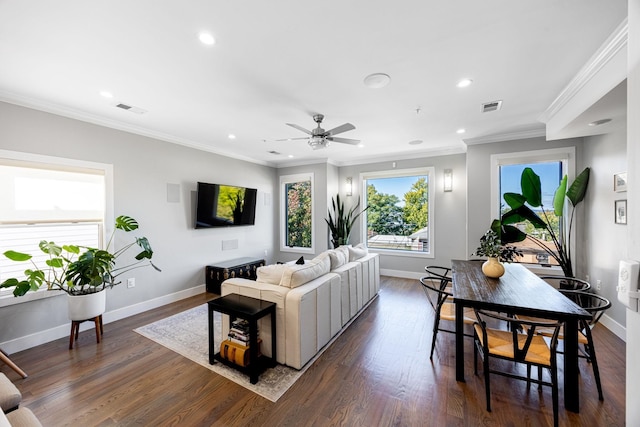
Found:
1,215 -> 160,296
495,167 -> 590,277
325,194 -> 368,248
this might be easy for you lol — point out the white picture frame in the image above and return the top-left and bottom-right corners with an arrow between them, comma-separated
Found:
614,172 -> 627,192
615,199 -> 627,225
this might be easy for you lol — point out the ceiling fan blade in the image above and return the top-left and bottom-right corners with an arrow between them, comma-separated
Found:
275,137 -> 309,141
327,136 -> 360,145
286,123 -> 312,135
324,123 -> 355,136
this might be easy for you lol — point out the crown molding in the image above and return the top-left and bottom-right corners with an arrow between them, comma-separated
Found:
463,124 -> 546,145
538,18 -> 628,124
0,93 -> 272,167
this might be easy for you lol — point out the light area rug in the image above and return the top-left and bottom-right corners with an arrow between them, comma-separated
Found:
134,301 -> 372,402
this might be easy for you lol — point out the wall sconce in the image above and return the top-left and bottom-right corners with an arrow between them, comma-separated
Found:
443,169 -> 453,192
346,177 -> 353,196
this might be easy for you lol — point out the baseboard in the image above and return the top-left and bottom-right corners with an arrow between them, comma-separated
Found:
380,268 -> 423,280
0,284 -> 206,354
600,313 -> 626,342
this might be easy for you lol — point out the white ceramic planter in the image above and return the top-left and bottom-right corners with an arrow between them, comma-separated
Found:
67,290 -> 106,320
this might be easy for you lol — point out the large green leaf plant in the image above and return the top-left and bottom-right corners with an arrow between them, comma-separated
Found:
325,194 -> 368,248
1,215 -> 160,296
494,167 -> 590,278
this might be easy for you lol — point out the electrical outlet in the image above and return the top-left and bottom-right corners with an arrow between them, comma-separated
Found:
264,249 -> 268,257
127,278 -> 135,288
585,274 -> 590,282
596,279 -> 602,291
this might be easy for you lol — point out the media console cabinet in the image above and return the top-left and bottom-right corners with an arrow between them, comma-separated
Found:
205,257 -> 265,294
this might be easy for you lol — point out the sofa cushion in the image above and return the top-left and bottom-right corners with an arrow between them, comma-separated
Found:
256,263 -> 288,285
280,256 -> 330,288
348,243 -> 368,261
328,247 -> 348,270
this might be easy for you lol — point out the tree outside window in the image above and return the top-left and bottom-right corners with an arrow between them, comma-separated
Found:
363,169 -> 432,254
280,173 -> 314,252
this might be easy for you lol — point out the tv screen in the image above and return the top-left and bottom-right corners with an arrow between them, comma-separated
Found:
195,182 -> 257,228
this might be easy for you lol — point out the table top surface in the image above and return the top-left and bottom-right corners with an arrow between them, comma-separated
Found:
451,260 -> 590,320
208,257 -> 265,268
208,293 -> 275,317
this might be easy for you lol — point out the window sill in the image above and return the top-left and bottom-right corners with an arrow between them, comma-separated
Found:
0,288 -> 65,307
369,248 -> 434,259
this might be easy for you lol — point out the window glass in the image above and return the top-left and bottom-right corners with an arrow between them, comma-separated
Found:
499,161 -> 564,266
363,168 -> 432,256
280,173 -> 314,252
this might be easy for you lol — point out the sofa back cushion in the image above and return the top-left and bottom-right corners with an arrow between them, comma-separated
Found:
256,263 -> 288,285
280,254 -> 330,288
348,243 -> 368,261
328,246 -> 349,270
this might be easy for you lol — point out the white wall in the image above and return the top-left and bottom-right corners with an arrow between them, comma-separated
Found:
627,0 -> 640,424
0,101 -> 276,350
582,130 -> 628,327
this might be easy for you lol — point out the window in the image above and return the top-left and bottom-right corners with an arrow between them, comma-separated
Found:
491,147 -> 575,267
0,150 -> 113,303
280,173 -> 314,253
362,167 -> 434,257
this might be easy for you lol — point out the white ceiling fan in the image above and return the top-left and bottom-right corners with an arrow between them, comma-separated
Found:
280,114 -> 360,150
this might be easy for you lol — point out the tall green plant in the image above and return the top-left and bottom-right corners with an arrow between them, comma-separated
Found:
1,215 -> 160,296
495,167 -> 590,277
325,194 -> 368,248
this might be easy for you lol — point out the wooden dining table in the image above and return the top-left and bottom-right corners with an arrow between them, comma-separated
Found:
451,260 -> 592,413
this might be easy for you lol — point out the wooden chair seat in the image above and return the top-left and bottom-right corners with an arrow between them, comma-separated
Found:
474,324 -> 552,365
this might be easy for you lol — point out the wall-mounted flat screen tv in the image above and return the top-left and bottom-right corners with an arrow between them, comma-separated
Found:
195,182 -> 257,228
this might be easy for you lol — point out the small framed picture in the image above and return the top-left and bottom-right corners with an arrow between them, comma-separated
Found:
615,199 -> 627,224
614,172 -> 627,192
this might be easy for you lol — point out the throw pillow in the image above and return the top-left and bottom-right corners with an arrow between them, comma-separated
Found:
328,249 -> 347,270
256,264 -> 287,285
279,257 -> 330,288
348,243 -> 368,261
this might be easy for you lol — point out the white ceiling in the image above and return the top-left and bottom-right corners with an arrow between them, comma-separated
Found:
0,1 -> 628,167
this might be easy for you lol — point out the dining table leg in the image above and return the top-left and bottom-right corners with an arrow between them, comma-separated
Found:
563,319 -> 580,412
455,302 -> 465,382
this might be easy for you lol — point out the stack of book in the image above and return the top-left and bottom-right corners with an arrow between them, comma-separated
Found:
228,319 -> 251,347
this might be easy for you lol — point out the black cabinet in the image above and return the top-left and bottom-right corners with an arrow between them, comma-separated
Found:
205,257 -> 265,294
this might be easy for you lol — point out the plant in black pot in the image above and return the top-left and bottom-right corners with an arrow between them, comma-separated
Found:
1,215 -> 160,320
325,194 -> 368,248
496,167 -> 590,278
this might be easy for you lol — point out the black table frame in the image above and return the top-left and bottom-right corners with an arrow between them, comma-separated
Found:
207,293 -> 277,384
451,260 -> 591,413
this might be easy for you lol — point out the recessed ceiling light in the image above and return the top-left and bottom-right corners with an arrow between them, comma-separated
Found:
228,134 -> 236,139
363,73 -> 391,89
457,78 -> 473,88
357,144 -> 365,148
456,128 -> 466,134
288,154 -> 294,158
100,91 -> 113,98
199,32 -> 215,45
588,118 -> 612,127
408,140 -> 423,145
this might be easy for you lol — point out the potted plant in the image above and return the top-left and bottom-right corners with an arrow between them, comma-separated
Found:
325,194 -> 368,248
472,228 -> 523,278
496,167 -> 590,278
0,215 -> 160,319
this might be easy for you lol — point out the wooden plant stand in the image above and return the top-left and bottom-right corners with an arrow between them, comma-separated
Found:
69,315 -> 103,349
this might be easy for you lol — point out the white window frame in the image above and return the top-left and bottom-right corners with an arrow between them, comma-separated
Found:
0,150 -> 114,307
361,167 -> 435,259
279,173 -> 315,254
490,147 -> 575,273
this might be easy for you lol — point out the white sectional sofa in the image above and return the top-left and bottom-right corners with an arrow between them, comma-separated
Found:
221,245 -> 379,369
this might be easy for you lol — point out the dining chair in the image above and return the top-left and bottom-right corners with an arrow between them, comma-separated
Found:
419,275 -> 475,359
539,275 -> 591,291
519,288 -> 611,400
473,309 -> 563,427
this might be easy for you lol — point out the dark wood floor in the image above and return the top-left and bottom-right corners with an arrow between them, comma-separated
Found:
1,276 -> 625,426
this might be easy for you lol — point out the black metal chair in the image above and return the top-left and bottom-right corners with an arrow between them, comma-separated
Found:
539,275 -> 591,291
419,275 -> 474,359
473,309 -> 563,427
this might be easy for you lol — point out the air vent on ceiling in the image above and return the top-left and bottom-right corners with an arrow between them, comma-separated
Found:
115,103 -> 147,115
267,150 -> 281,155
481,100 -> 503,113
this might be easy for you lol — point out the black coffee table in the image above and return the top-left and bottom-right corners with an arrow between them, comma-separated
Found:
207,293 -> 277,384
